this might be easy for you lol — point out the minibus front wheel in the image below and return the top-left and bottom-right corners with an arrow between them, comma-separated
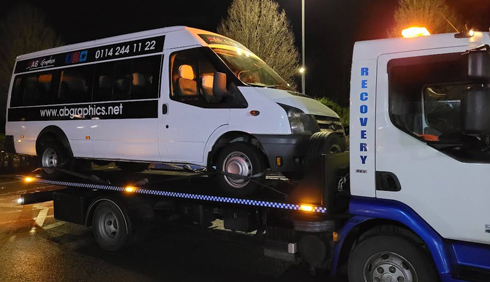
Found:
215,142 -> 266,197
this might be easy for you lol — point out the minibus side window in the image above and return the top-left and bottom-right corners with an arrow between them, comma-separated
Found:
170,48 -> 235,107
93,55 -> 161,102
10,70 -> 59,107
94,62 -> 115,102
59,65 -> 93,104
114,61 -> 131,101
130,56 -> 160,100
170,49 -> 199,97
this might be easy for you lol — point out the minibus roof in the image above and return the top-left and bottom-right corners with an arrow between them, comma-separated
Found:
16,26 -> 250,61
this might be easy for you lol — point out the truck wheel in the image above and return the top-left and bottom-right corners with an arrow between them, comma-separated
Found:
93,201 -> 130,251
348,235 -> 438,282
38,141 -> 66,179
115,162 -> 149,172
304,132 -> 347,167
215,143 -> 266,197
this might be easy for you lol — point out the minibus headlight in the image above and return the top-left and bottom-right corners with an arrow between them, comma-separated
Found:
279,104 -> 317,134
288,108 -> 306,133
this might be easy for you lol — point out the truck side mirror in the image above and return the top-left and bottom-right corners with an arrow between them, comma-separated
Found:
213,72 -> 228,98
467,47 -> 490,81
462,86 -> 490,135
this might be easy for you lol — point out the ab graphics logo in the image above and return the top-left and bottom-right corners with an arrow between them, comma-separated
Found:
26,56 -> 56,71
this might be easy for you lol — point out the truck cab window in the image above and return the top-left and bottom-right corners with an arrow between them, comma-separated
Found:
423,84 -> 467,137
388,53 -> 490,162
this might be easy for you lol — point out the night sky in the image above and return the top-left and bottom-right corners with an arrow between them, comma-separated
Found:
2,0 -> 490,106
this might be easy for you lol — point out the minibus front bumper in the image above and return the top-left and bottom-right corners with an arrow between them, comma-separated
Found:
255,134 -> 310,172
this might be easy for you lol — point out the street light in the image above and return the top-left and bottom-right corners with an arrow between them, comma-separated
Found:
301,0 -> 306,94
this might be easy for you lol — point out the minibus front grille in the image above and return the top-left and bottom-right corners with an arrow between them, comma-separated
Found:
314,115 -> 343,132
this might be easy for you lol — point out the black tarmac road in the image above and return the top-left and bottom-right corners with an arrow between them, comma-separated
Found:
0,176 -> 347,282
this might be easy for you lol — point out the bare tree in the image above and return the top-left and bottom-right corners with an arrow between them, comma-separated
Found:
389,0 -> 464,37
0,3 -> 63,132
217,0 -> 300,88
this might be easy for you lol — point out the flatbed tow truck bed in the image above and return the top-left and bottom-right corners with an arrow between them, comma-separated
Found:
20,168 -> 327,214
16,162 -> 345,275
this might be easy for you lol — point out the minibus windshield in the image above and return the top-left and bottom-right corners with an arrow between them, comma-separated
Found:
212,48 -> 291,90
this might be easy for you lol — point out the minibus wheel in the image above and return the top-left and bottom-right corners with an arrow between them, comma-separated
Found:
39,141 -> 66,178
216,142 -> 266,197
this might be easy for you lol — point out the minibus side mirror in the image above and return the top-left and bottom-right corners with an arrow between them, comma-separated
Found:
462,87 -> 490,135
213,72 -> 228,98
467,48 -> 490,81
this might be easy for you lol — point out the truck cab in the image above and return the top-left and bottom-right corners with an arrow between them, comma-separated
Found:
347,30 -> 490,281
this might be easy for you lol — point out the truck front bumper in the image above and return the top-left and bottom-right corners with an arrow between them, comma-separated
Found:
254,134 -> 310,172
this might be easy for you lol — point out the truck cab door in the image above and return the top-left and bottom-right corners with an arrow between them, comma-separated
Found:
160,47 -> 229,165
375,48 -> 490,245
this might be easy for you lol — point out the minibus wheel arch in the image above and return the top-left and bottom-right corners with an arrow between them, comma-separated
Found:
208,131 -> 268,169
36,126 -> 73,158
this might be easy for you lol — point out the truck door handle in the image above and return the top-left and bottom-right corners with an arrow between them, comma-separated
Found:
162,104 -> 168,115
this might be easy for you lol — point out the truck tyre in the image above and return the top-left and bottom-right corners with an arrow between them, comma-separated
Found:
348,234 -> 438,282
215,142 -> 266,197
93,201 -> 130,251
115,162 -> 149,172
38,141 -> 67,179
304,132 -> 347,168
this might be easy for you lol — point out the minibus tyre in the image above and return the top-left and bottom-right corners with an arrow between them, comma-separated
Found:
39,141 -> 66,179
216,143 -> 266,197
304,133 -> 347,168
115,162 -> 149,172
92,201 -> 130,251
347,234 -> 438,282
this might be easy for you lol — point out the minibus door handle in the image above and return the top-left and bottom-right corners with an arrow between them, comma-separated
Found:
162,104 -> 168,115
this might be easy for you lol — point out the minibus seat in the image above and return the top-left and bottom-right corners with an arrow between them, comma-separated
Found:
176,65 -> 197,96
24,77 -> 40,106
98,76 -> 113,100
201,74 -> 214,97
67,79 -> 86,94
115,77 -> 130,100
131,72 -> 148,99
132,73 -> 145,86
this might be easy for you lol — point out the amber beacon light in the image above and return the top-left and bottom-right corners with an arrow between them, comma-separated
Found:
402,27 -> 431,38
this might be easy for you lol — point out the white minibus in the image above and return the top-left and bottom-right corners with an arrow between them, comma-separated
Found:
5,26 -> 345,196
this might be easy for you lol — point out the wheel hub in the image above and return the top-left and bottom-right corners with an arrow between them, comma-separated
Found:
364,252 -> 416,282
99,212 -> 119,241
41,148 -> 58,174
223,151 -> 252,189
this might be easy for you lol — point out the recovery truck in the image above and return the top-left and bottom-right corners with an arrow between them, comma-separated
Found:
15,29 -> 490,282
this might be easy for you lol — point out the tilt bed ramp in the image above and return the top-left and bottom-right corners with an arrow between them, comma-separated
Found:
17,153 -> 351,276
